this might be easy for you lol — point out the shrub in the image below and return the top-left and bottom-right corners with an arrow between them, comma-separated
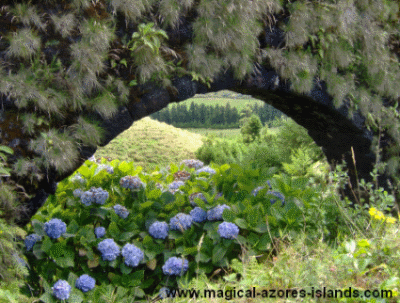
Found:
19,159 -> 362,301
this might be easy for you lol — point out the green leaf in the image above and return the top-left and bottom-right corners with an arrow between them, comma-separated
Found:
212,245 -> 226,264
67,220 -> 80,234
118,161 -> 132,175
67,288 -> 84,303
222,209 -> 235,222
234,218 -> 247,229
41,237 -> 53,253
134,287 -> 146,298
0,145 -> 14,155
140,201 -> 153,210
108,222 -> 120,239
120,262 -> 133,275
120,59 -> 127,67
48,242 -> 65,258
119,232 -> 135,242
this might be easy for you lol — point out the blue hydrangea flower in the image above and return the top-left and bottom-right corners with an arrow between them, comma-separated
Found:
75,274 -> 96,293
121,243 -> 144,267
251,186 -> 266,197
189,192 -> 208,207
169,213 -> 193,231
94,227 -> 106,238
80,187 -> 109,206
190,207 -> 207,223
87,155 -> 96,162
92,187 -> 109,205
52,280 -> 71,300
195,166 -> 216,175
73,188 -> 84,198
159,287 -> 174,298
267,190 -> 285,205
162,257 -> 189,276
119,176 -> 146,191
168,181 -> 185,190
180,159 -> 204,169
70,173 -> 85,184
113,204 -> 130,219
13,252 -> 28,268
94,164 -> 114,175
207,204 -> 231,221
24,233 -> 42,251
44,218 -> 67,239
155,183 -> 164,191
97,238 -> 120,261
149,221 -> 169,239
266,180 -> 272,188
218,222 -> 240,239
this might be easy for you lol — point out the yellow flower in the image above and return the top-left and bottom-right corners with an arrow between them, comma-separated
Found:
374,211 -> 385,221
369,207 -> 377,216
386,217 -> 396,224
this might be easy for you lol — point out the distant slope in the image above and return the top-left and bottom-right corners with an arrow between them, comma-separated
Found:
92,116 -> 205,172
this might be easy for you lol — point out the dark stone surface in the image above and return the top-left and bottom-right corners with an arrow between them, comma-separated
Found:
1,8 -> 396,227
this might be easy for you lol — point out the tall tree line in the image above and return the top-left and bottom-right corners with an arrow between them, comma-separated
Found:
149,101 -> 283,128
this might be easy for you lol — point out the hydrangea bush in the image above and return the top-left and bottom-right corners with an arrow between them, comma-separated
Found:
22,160 -> 325,302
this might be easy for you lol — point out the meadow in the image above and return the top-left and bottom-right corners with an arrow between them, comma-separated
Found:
1,95 -> 400,303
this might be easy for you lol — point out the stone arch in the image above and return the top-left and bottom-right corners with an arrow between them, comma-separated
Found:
0,8 -> 397,227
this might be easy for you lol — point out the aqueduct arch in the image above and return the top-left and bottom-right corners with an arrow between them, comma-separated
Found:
3,64 -> 394,227
0,2 -> 397,227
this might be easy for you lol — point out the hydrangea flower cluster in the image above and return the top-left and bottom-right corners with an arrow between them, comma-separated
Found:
251,186 -> 266,197
218,222 -> 240,239
149,221 -> 169,239
24,233 -> 42,251
44,218 -> 67,239
80,187 -> 109,206
94,227 -> 106,238
119,176 -> 146,191
180,159 -> 204,169
162,257 -> 189,276
155,183 -> 164,191
168,181 -> 185,190
52,280 -> 71,300
207,204 -> 231,221
94,164 -> 114,175
195,166 -> 216,175
113,204 -> 130,219
170,213 -> 193,231
159,287 -> 173,299
97,238 -> 120,261
121,243 -> 144,267
189,192 -> 208,207
75,274 -> 96,293
70,173 -> 85,184
190,207 -> 207,223
73,188 -> 84,198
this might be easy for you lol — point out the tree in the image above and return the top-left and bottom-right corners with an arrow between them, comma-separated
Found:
0,0 -> 399,226
240,114 -> 263,144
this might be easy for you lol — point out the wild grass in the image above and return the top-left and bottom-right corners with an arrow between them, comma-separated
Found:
1,101 -> 399,302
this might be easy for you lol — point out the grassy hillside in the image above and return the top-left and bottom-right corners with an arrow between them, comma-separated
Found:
92,117 -> 205,173
160,90 -> 266,114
